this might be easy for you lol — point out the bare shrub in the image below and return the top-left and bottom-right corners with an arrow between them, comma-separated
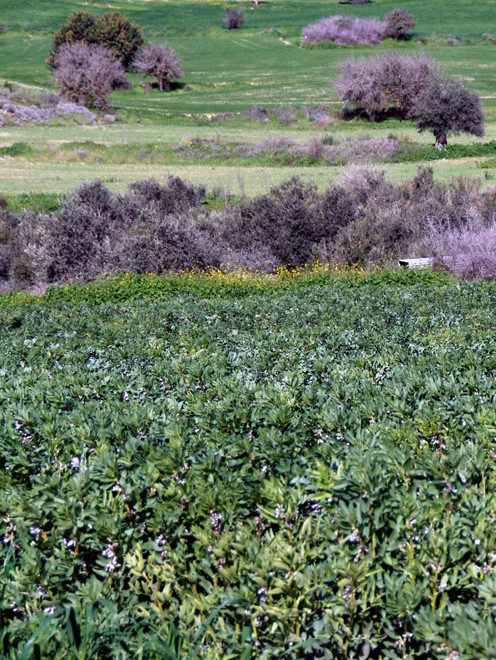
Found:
222,7 -> 245,30
271,106 -> 298,125
334,52 -> 441,121
384,8 -> 416,41
133,42 -> 182,92
243,107 -> 269,122
337,165 -> 387,199
428,218 -> 496,279
330,199 -> 423,266
412,78 -> 484,146
302,15 -> 385,46
211,112 -> 235,122
301,105 -> 331,124
53,42 -> 128,110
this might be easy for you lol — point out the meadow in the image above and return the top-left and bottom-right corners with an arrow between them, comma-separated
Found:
3,1 -> 496,657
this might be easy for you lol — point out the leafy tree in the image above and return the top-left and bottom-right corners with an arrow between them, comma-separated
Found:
133,42 -> 182,92
384,8 -> 416,40
413,78 -> 484,146
46,10 -> 97,69
48,10 -> 143,71
334,52 -> 441,120
94,11 -> 143,71
53,42 -> 128,110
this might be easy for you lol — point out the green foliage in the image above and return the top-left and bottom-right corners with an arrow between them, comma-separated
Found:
6,193 -> 60,214
0,143 -> 35,157
94,11 -> 144,71
2,272 -> 496,657
47,9 -> 143,71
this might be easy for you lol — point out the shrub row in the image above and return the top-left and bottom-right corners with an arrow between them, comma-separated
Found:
302,8 -> 415,46
2,170 -> 496,286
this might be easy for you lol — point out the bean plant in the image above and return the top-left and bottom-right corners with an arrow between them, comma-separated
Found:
1,272 -> 496,657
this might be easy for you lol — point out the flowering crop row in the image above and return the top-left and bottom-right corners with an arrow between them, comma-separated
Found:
1,275 -> 496,657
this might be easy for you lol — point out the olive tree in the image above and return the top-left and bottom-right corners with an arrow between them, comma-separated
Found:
413,79 -> 484,147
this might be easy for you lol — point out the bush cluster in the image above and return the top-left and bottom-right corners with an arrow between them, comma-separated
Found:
2,170 -> 496,286
334,51 -> 485,145
48,11 -> 183,108
302,15 -> 385,46
302,8 -> 415,46
47,10 -> 143,71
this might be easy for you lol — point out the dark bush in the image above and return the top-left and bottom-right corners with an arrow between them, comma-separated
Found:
133,42 -> 182,92
339,0 -> 371,4
319,185 -> 357,241
0,209 -> 17,280
95,11 -> 144,70
221,178 -> 324,268
412,78 -> 484,146
21,177 -> 209,282
384,8 -> 416,40
116,218 -> 219,274
53,42 -> 128,110
128,176 -> 206,214
6,172 -> 496,285
222,7 -> 245,30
